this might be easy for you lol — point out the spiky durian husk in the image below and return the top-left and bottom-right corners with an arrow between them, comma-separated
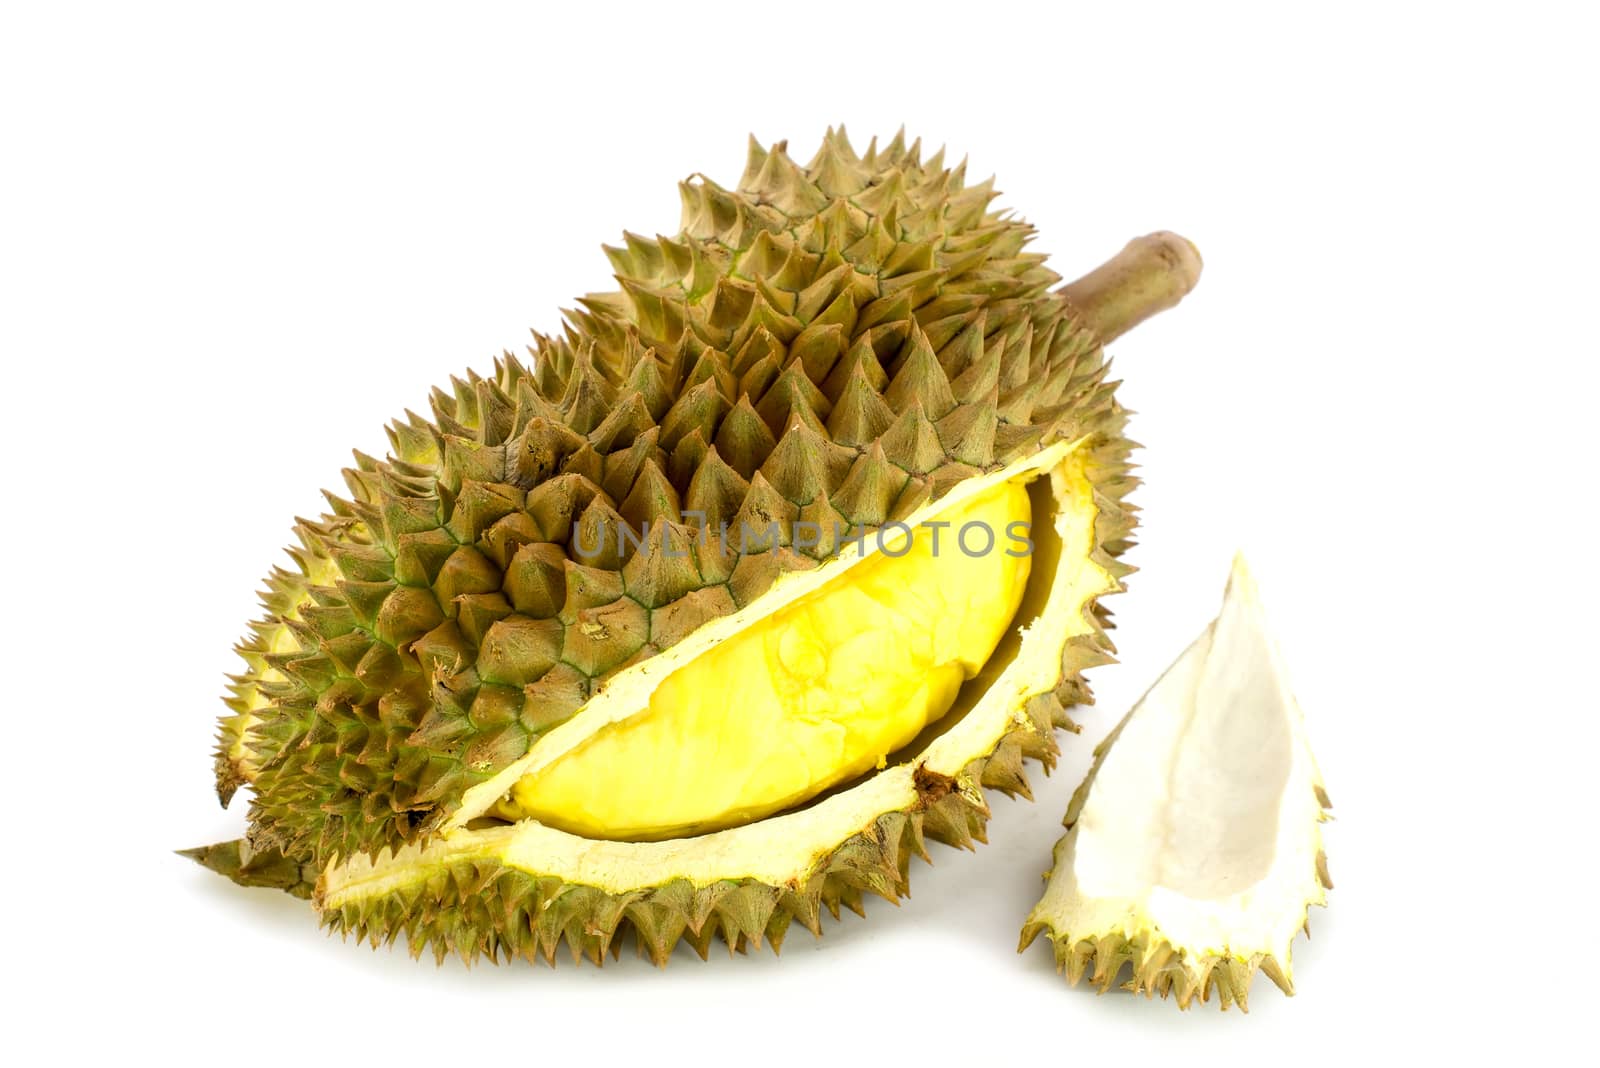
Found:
199,128 -> 1146,963
1019,557 -> 1332,1010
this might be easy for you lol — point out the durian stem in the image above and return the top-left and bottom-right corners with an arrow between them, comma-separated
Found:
1060,232 -> 1202,345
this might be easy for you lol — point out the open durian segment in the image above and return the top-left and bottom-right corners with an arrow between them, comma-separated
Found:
1020,555 -> 1332,1010
323,440 -> 1114,915
491,476 -> 1033,840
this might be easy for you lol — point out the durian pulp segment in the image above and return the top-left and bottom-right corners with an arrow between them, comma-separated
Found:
494,479 -> 1035,840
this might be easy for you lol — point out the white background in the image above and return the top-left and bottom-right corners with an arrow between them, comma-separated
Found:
3,1 -> 1595,1061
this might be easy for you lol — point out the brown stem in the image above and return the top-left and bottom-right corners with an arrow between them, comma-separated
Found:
1060,232 -> 1203,345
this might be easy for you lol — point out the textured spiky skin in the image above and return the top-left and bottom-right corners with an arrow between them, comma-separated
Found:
197,128 -> 1144,964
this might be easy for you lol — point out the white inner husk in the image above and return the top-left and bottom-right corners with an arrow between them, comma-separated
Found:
1029,555 -> 1329,971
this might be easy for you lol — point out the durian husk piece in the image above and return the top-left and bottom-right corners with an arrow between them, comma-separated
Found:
187,128 -> 1202,965
1020,555 -> 1333,1009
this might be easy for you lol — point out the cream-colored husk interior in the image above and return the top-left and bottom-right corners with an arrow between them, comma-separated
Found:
1026,556 -> 1329,978
323,437 -> 1114,905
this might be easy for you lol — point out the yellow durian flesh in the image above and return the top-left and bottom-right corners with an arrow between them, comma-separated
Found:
496,479 -> 1034,840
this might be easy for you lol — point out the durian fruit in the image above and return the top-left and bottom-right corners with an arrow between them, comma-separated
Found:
187,128 -> 1202,965
1020,555 -> 1332,1009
